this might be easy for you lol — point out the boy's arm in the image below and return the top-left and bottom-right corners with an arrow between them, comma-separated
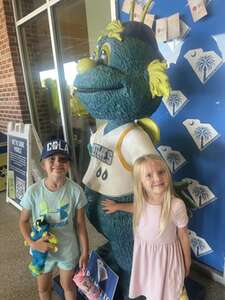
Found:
101,200 -> 133,214
76,207 -> 89,270
178,226 -> 191,277
19,208 -> 54,252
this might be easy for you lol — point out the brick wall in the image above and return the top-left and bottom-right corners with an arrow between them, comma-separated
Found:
0,0 -> 30,134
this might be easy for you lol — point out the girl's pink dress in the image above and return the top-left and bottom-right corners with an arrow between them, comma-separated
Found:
129,197 -> 188,300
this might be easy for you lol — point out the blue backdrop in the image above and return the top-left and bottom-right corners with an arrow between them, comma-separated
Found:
117,0 -> 225,273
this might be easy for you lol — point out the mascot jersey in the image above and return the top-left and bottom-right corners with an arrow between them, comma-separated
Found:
21,178 -> 87,264
83,123 -> 158,197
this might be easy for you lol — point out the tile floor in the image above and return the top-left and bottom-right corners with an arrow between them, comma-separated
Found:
1,191 -> 225,300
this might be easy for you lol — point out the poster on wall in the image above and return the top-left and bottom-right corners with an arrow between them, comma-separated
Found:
117,0 -> 225,276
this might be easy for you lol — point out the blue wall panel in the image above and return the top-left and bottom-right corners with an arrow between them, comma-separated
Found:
118,0 -> 225,273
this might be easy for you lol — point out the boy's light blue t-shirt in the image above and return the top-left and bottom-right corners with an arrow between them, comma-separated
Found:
21,178 -> 87,264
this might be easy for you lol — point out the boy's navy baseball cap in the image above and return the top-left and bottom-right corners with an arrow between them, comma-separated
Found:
41,138 -> 71,160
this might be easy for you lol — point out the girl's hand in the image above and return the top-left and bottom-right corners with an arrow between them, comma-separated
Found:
101,199 -> 119,214
31,236 -> 54,253
185,261 -> 191,277
79,253 -> 89,271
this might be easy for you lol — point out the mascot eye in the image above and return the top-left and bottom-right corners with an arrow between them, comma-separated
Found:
99,44 -> 110,65
100,50 -> 108,64
91,48 -> 98,61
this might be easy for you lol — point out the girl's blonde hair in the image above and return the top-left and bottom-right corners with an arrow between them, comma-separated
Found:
133,154 -> 175,235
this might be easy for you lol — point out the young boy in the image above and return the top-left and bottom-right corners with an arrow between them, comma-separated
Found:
19,138 -> 89,300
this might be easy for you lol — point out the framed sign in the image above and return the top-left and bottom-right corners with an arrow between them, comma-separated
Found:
7,122 -> 32,209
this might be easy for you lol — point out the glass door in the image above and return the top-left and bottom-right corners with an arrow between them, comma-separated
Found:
53,0 -> 113,178
13,0 -> 115,181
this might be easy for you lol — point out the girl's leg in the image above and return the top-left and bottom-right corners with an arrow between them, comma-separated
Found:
36,272 -> 52,300
59,268 -> 76,300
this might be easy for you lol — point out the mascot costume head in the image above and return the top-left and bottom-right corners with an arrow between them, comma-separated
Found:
74,2 -> 171,298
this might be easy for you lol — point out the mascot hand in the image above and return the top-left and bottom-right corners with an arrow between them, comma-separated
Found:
174,179 -> 197,216
101,200 -> 119,214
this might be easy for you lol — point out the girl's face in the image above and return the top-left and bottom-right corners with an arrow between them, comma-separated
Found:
42,154 -> 70,178
141,160 -> 170,197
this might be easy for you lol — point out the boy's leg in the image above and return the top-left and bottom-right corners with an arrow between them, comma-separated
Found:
37,272 -> 52,300
59,268 -> 76,300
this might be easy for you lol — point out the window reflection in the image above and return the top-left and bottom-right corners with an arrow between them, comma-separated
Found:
21,11 -> 63,143
53,0 -> 112,177
16,0 -> 46,19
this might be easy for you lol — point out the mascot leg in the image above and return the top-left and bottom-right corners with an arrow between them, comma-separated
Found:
85,188 -> 142,299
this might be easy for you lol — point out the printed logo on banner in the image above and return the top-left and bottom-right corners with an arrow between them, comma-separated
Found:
184,48 -> 223,84
189,230 -> 213,257
163,90 -> 189,117
158,145 -> 187,173
183,119 -> 220,151
183,178 -> 217,207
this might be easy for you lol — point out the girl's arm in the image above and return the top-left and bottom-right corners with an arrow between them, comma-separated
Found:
101,200 -> 133,214
178,226 -> 191,277
19,208 -> 53,252
76,207 -> 89,270
19,208 -> 33,244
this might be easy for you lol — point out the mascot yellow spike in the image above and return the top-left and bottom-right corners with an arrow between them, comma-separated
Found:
106,20 -> 124,41
148,59 -> 171,99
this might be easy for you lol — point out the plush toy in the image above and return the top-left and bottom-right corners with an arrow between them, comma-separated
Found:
73,4 -> 193,299
28,216 -> 58,277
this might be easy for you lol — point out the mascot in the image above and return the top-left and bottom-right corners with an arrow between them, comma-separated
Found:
74,2 -> 193,298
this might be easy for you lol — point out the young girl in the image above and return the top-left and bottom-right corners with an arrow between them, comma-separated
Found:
129,154 -> 191,300
19,138 -> 89,300
102,154 -> 191,300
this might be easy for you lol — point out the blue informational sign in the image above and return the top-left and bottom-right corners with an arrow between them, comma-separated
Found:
81,251 -> 119,300
117,0 -> 225,273
8,136 -> 27,205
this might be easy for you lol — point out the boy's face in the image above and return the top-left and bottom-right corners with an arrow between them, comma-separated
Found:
41,154 -> 70,178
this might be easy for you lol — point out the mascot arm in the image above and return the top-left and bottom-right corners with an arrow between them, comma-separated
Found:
101,200 -> 133,214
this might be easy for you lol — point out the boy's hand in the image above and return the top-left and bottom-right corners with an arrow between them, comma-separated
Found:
101,199 -> 119,214
79,253 -> 89,271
